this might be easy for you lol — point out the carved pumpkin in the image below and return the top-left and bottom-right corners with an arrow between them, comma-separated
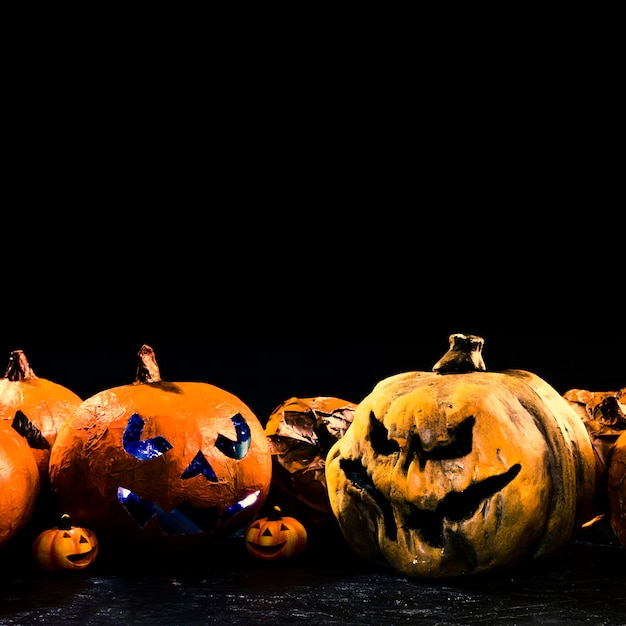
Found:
607,431 -> 626,547
325,333 -> 597,578
245,505 -> 307,560
32,513 -> 99,571
0,421 -> 40,547
0,349 -> 83,486
264,396 -> 356,525
49,345 -> 272,549
563,386 -> 626,521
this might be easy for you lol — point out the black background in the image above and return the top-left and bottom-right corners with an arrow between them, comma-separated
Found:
2,25 -> 624,626
1,215 -> 623,425
4,92 -> 623,422
5,54 -> 623,421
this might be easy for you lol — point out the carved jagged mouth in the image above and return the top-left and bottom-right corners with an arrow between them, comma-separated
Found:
339,457 -> 521,548
117,487 -> 260,535
247,542 -> 287,554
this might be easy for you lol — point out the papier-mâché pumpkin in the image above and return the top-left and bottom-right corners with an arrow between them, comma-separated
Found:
0,421 -> 40,547
49,345 -> 272,549
563,385 -> 626,521
607,430 -> 626,548
0,349 -> 83,486
264,396 -> 356,525
325,333 -> 596,578
32,513 -> 99,571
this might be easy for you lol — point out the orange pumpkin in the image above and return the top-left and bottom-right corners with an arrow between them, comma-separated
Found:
607,431 -> 626,547
245,506 -> 307,560
0,349 -> 83,486
264,396 -> 356,525
0,422 -> 40,547
326,333 -> 597,578
49,345 -> 272,549
32,513 -> 99,571
563,385 -> 626,521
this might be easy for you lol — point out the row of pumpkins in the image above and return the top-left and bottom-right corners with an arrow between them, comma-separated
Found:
1,335 -> 624,578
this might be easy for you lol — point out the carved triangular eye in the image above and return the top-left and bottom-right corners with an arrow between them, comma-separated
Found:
181,451 -> 218,481
215,414 -> 251,459
280,524 -> 289,531
123,414 -> 172,460
369,411 -> 399,456
63,532 -> 71,538
80,535 -> 88,544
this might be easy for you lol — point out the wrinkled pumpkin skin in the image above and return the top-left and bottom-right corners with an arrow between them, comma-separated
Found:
264,396 -> 356,525
607,431 -> 626,548
0,350 -> 83,485
0,423 -> 40,547
326,337 -> 596,578
563,386 -> 626,519
49,346 -> 272,549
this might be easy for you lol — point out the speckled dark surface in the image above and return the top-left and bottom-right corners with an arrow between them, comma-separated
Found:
2,517 -> 625,625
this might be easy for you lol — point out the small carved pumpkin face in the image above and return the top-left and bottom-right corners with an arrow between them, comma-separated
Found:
32,513 -> 99,571
49,346 -> 272,548
325,334 -> 596,578
245,506 -> 307,560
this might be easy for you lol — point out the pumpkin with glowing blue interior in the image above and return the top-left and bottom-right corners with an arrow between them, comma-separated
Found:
49,345 -> 272,549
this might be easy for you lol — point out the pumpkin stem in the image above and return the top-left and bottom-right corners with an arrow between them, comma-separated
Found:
4,350 -> 38,381
134,344 -> 162,384
58,513 -> 72,530
267,506 -> 284,521
432,333 -> 486,374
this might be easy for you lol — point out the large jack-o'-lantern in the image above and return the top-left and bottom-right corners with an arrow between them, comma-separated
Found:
325,334 -> 596,578
49,345 -> 272,549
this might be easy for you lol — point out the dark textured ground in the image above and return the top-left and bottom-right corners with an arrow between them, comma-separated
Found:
1,517 -> 625,626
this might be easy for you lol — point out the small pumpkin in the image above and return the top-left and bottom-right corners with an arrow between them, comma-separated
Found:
245,506 -> 307,560
325,333 -> 597,578
607,431 -> 626,547
264,396 -> 356,525
32,513 -> 99,571
49,345 -> 272,549
0,349 -> 83,486
0,422 -> 40,547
